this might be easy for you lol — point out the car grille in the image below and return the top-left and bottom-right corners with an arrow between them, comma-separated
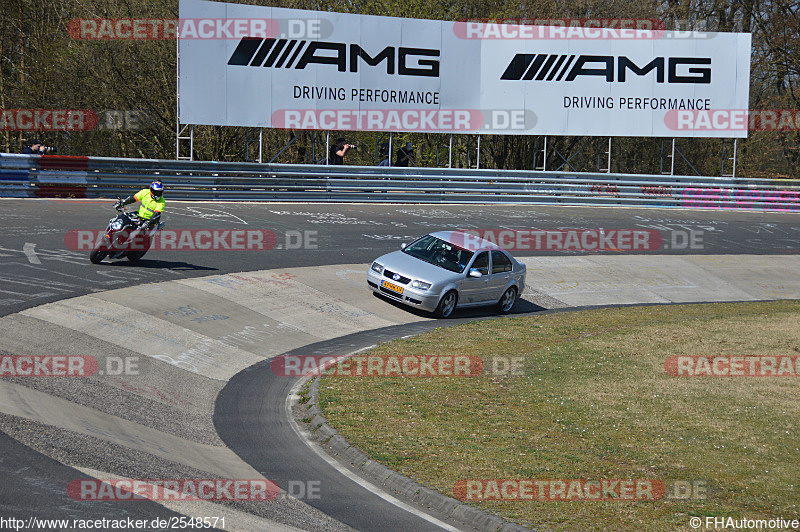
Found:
383,269 -> 411,285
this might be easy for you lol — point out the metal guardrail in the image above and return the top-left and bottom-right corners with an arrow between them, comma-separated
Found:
1,153 -> 799,211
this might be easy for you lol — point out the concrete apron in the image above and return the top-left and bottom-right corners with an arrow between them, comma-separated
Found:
1,255 -> 799,528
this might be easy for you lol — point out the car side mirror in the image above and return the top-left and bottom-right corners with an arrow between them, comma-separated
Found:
469,268 -> 482,278
400,243 -> 407,250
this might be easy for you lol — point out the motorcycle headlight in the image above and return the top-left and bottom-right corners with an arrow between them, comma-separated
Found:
111,220 -> 123,230
410,280 -> 431,291
370,262 -> 384,274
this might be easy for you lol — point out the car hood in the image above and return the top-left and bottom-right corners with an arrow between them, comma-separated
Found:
374,250 -> 460,284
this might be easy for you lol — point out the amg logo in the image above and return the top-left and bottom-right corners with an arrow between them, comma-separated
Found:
228,38 -> 440,77
501,54 -> 711,83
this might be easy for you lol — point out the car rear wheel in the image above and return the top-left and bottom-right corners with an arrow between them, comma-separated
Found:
497,286 -> 517,314
434,290 -> 458,318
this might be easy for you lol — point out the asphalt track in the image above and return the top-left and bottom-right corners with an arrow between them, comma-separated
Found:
3,199 -> 799,318
1,199 -> 799,531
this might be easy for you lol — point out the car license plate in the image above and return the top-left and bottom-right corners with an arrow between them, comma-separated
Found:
382,280 -> 404,294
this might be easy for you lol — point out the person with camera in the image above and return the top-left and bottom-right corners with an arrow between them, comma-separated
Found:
328,137 -> 356,165
21,139 -> 56,155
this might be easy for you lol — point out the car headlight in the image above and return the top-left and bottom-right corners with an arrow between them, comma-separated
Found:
370,262 -> 384,274
410,280 -> 431,291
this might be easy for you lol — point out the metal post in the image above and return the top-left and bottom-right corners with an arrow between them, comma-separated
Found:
388,132 -> 393,167
542,136 -> 547,171
175,34 -> 179,160
174,37 -> 194,161
448,134 -> 453,168
670,138 -> 675,175
605,137 -> 612,173
732,139 -> 738,178
476,135 -> 481,169
325,132 -> 330,165
258,129 -> 263,163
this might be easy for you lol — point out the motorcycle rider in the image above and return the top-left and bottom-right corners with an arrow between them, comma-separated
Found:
115,181 -> 165,229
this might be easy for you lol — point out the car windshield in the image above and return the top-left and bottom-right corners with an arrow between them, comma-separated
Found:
403,235 -> 474,273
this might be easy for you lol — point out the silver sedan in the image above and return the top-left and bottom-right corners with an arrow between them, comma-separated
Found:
367,231 -> 527,318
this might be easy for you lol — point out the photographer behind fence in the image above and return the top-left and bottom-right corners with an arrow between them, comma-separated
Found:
395,142 -> 414,167
328,137 -> 356,165
21,139 -> 57,155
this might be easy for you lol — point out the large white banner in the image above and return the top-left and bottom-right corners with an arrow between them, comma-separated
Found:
179,0 -> 752,137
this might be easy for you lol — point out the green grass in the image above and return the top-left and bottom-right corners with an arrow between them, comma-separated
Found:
318,301 -> 800,531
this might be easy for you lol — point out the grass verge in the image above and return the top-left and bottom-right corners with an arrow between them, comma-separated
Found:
318,301 -> 800,531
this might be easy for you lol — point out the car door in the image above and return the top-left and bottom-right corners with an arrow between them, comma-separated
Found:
487,250 -> 514,300
459,251 -> 490,304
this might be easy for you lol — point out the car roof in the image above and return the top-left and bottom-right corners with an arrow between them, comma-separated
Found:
428,231 -> 505,252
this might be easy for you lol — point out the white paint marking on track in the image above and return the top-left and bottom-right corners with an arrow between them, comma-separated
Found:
335,269 -> 367,286
286,364 -> 463,532
167,207 -> 249,225
22,243 -> 41,264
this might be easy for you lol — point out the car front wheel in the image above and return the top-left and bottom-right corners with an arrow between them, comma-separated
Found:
434,290 -> 458,319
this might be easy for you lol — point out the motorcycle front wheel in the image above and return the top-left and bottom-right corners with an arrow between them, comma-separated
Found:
90,249 -> 108,264
90,237 -> 111,264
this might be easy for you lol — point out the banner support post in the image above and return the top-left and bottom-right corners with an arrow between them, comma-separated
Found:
448,134 -> 453,168
541,136 -> 547,171
671,138 -> 676,175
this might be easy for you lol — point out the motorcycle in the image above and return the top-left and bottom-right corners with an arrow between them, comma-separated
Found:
90,196 -> 165,264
